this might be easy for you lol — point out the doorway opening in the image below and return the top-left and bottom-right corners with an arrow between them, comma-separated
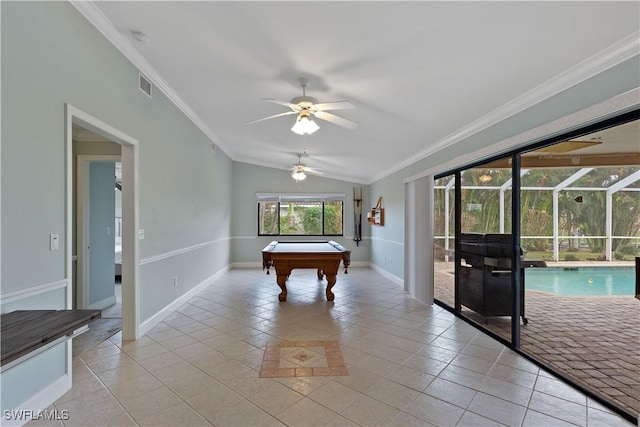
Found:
65,105 -> 139,348
73,152 -> 122,355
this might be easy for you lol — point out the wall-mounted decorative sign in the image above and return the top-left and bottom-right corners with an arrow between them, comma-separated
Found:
353,187 -> 363,246
368,197 -> 384,226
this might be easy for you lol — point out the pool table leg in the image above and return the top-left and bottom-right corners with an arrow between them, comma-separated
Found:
325,275 -> 337,301
277,275 -> 288,301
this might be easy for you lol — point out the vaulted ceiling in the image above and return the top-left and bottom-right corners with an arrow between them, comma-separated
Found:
74,2 -> 639,183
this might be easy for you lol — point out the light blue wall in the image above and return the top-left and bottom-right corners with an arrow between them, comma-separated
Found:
2,0 -> 233,412
369,56 -> 640,282
230,161 -> 371,265
2,2 -> 232,322
369,171 -> 406,280
1,1 -> 636,317
1,342 -> 67,413
0,289 -> 66,314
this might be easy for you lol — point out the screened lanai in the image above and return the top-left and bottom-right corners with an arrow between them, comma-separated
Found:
433,115 -> 640,422
436,166 -> 640,262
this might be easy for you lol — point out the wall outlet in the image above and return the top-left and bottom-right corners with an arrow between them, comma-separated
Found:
173,277 -> 178,287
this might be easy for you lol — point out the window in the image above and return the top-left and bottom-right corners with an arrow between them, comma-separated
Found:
257,193 -> 344,236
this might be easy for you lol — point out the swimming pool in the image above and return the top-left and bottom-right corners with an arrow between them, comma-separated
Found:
525,267 -> 635,296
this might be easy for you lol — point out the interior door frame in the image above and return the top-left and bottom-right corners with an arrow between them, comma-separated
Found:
76,155 -> 121,309
66,104 -> 140,340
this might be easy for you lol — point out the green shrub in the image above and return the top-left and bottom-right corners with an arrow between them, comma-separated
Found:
617,245 -> 637,256
614,252 -> 626,261
567,246 -> 579,253
591,245 -> 603,253
564,254 -> 579,261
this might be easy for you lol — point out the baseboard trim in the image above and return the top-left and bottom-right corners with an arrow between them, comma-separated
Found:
2,373 -> 71,427
88,296 -> 116,310
369,263 -> 404,287
138,266 -> 229,337
230,261 -> 370,270
231,262 -> 262,269
348,261 -> 369,268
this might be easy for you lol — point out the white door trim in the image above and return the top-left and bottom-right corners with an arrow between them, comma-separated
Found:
66,104 -> 140,340
76,155 -> 121,309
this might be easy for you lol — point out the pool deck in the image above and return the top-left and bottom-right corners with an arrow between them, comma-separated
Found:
434,261 -> 640,420
543,261 -> 635,268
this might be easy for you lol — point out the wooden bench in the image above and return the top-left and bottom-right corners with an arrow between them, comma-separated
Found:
1,310 -> 101,367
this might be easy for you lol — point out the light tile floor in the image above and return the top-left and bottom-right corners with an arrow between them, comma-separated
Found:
28,268 -> 633,426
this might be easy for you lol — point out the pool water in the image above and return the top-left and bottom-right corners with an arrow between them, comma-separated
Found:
525,267 -> 635,296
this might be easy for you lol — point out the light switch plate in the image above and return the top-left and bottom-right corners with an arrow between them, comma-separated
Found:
50,234 -> 59,251
138,229 -> 145,239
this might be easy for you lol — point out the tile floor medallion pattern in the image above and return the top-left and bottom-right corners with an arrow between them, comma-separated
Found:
260,340 -> 348,377
26,268 -> 634,427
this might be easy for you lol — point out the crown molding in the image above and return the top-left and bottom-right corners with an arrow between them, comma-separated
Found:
69,1 -> 229,158
402,88 -> 640,185
69,0 -> 638,185
369,30 -> 640,184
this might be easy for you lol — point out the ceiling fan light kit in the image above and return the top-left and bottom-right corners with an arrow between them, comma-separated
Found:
289,153 -> 323,182
291,169 -> 307,182
247,78 -> 357,136
247,78 -> 357,182
291,112 -> 319,135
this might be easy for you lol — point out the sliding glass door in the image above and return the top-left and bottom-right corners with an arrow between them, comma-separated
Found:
455,161 -> 517,342
433,112 -> 639,421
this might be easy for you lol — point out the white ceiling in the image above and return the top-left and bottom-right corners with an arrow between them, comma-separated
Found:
79,1 -> 639,184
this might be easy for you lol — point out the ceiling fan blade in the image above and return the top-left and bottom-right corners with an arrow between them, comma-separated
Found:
314,111 -> 358,129
304,167 -> 324,175
313,101 -> 354,111
291,166 -> 323,175
246,110 -> 297,125
264,99 -> 300,110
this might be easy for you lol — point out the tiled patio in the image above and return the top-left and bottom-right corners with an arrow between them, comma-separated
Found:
434,262 -> 640,422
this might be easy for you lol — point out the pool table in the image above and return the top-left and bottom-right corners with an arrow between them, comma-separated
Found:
262,241 -> 351,301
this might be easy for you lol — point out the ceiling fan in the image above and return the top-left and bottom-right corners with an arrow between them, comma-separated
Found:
290,153 -> 322,182
247,78 -> 357,135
